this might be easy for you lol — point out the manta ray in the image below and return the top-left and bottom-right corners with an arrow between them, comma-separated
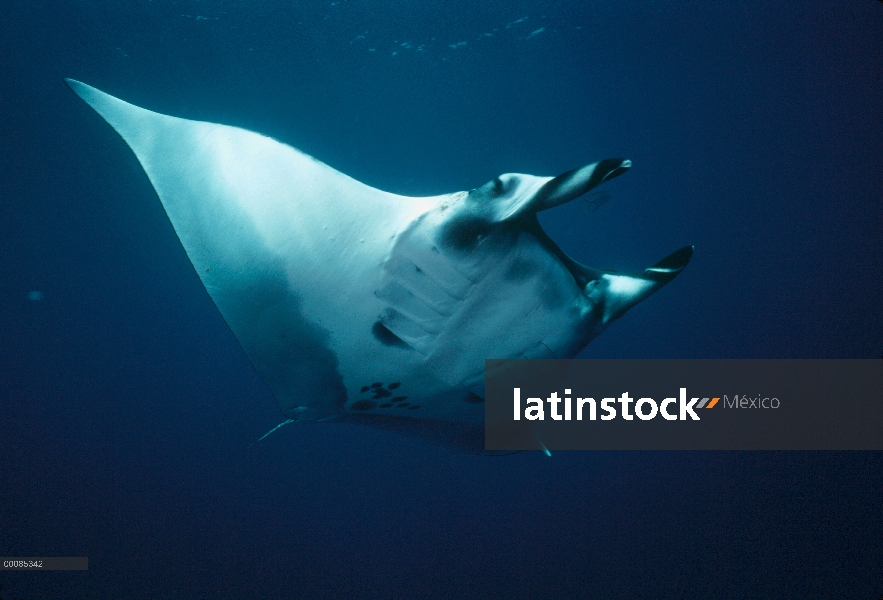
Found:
66,79 -> 692,453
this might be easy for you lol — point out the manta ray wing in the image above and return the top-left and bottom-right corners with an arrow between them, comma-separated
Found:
66,79 -> 437,423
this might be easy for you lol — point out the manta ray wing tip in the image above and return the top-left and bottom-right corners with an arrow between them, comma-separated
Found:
64,78 -> 103,106
64,78 -> 86,93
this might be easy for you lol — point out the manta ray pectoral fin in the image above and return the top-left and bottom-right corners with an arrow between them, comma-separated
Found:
67,79 -> 353,422
593,245 -> 694,324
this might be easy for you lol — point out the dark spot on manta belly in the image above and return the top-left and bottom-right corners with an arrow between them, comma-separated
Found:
372,321 -> 409,348
350,400 -> 377,411
441,217 -> 491,250
359,382 -> 404,402
465,392 -> 485,404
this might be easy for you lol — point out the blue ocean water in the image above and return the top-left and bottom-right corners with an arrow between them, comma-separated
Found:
1,1 -> 881,598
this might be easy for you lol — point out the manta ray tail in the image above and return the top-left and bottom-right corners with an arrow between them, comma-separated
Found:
250,419 -> 296,446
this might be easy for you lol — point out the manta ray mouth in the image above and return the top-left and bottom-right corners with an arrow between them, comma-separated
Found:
514,157 -> 694,293
518,215 -> 599,290
540,221 -> 694,291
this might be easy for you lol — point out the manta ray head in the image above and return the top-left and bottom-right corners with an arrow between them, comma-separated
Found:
379,158 -> 692,371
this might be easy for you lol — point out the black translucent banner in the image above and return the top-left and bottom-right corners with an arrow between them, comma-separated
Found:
1,557 -> 88,570
485,360 -> 883,451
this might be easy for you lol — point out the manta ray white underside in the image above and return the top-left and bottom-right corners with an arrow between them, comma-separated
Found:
66,79 -> 692,453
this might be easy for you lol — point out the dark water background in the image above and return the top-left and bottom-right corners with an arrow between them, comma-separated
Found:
1,1 -> 881,598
